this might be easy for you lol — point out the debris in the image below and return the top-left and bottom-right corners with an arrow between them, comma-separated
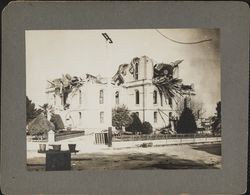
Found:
152,60 -> 195,104
112,57 -> 195,104
112,57 -> 140,86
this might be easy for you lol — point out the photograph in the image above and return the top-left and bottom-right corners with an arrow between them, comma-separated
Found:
25,28 -> 221,171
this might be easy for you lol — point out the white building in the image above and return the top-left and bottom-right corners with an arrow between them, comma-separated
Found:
46,56 -> 185,134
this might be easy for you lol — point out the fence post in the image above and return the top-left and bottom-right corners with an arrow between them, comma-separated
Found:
108,127 -> 112,147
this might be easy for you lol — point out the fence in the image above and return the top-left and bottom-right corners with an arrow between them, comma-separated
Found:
112,133 -> 220,142
95,128 -> 112,146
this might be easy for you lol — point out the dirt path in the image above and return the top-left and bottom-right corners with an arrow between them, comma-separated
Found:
27,143 -> 221,171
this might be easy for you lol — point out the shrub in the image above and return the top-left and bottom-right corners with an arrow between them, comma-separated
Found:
211,101 -> 221,135
176,107 -> 197,134
50,113 -> 65,131
112,105 -> 132,131
125,113 -> 143,134
27,113 -> 55,136
142,121 -> 153,134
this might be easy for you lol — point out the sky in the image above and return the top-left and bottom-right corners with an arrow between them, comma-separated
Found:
26,29 -> 220,117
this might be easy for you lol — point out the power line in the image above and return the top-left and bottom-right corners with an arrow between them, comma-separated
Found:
155,29 -> 212,44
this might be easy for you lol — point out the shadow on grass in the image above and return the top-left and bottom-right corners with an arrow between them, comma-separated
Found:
26,145 -> 221,171
191,143 -> 221,156
126,153 -> 220,170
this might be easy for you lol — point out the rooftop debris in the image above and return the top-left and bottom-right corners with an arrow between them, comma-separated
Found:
112,57 -> 140,85
152,60 -> 195,105
47,73 -> 107,109
112,64 -> 129,85
47,56 -> 195,110
112,57 -> 195,105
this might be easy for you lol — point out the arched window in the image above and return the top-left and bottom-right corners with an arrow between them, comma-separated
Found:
100,111 -> 104,123
99,90 -> 104,104
115,91 -> 119,105
135,63 -> 139,80
79,90 -> 82,104
154,112 -> 157,123
153,90 -> 157,104
135,90 -> 140,104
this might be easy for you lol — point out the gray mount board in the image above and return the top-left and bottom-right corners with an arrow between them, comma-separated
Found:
1,1 -> 249,194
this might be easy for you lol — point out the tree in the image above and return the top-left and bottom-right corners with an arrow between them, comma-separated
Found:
142,121 -> 153,134
176,98 -> 197,134
26,96 -> 42,124
112,105 -> 132,131
27,113 -> 55,136
212,101 -> 221,135
39,103 -> 52,119
50,113 -> 65,131
176,97 -> 205,120
125,113 -> 143,134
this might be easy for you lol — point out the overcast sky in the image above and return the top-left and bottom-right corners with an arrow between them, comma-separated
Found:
26,29 -> 220,117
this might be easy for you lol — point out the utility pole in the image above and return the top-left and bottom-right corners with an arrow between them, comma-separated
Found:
102,33 -> 113,130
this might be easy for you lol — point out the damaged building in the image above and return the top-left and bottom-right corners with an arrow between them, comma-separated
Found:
46,56 -> 194,134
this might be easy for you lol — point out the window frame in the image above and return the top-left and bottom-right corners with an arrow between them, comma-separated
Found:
153,90 -> 158,104
154,111 -> 157,123
100,111 -> 104,123
135,90 -> 140,105
115,91 -> 119,105
99,89 -> 104,104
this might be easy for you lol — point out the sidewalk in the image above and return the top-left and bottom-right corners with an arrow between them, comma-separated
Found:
27,134 -> 221,159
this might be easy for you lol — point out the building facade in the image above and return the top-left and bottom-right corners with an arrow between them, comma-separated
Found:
46,56 -> 180,133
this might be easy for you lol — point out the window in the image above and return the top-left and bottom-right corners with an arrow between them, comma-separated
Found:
153,90 -> 157,104
115,91 -> 119,105
99,90 -> 104,104
135,112 -> 139,117
79,112 -> 82,119
100,112 -> 104,123
135,90 -> 140,104
135,63 -> 139,80
154,112 -> 157,123
79,90 -> 82,104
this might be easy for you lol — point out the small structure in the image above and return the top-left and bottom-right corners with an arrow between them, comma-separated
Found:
48,130 -> 55,143
45,151 -> 71,171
